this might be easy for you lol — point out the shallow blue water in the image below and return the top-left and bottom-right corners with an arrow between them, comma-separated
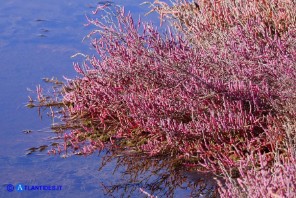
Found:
0,1 -> 211,197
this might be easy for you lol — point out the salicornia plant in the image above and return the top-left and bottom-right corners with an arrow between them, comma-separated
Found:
28,1 -> 296,197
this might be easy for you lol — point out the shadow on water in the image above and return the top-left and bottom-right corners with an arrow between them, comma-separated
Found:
23,139 -> 221,198
96,149 -> 221,198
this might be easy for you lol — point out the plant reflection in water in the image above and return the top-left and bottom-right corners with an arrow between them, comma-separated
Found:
94,148 -> 220,197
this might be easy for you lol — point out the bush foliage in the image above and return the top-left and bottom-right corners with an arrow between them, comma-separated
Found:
30,0 -> 296,197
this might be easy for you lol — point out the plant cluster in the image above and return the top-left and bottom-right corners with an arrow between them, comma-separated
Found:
29,0 -> 296,197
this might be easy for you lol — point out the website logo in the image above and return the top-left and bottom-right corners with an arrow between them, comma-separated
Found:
5,183 -> 62,192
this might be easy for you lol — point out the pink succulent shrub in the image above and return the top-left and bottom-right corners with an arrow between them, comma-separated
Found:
51,3 -> 295,166
218,151 -> 296,198
31,1 -> 296,196
152,0 -> 296,39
